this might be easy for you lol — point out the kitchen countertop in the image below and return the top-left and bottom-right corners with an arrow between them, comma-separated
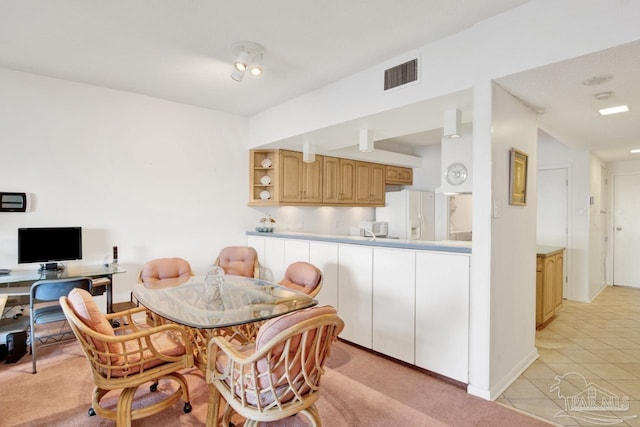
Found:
536,246 -> 565,256
246,230 -> 472,254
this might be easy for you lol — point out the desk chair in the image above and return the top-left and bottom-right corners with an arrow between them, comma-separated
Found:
214,246 -> 259,278
206,305 -> 344,427
279,262 -> 323,298
61,288 -> 193,426
29,277 -> 92,373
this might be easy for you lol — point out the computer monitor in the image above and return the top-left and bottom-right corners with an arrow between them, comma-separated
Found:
17,227 -> 82,271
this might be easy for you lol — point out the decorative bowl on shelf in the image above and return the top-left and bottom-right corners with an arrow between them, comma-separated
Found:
255,227 -> 274,233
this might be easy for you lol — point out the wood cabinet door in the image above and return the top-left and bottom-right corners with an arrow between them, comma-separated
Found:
536,257 -> 543,326
280,150 -> 303,202
302,156 -> 323,203
370,163 -> 385,204
542,257 -> 556,322
355,162 -> 374,204
385,166 -> 413,185
323,156 -> 340,203
338,159 -> 355,203
553,253 -> 564,312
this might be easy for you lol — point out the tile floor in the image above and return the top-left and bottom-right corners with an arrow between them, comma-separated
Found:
498,285 -> 640,426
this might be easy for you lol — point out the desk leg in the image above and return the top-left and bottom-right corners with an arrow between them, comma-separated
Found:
106,275 -> 113,314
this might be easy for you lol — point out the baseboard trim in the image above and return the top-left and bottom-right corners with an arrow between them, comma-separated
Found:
467,347 -> 539,401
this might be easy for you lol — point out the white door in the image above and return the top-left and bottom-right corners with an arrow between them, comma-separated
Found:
537,168 -> 568,293
613,174 -> 640,287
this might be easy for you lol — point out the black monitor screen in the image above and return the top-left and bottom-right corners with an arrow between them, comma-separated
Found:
18,227 -> 82,264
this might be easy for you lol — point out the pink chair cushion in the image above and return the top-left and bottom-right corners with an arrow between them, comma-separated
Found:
68,288 -> 186,375
67,288 -> 123,365
255,305 -> 337,388
278,262 -> 322,295
216,247 -> 258,278
139,257 -> 193,289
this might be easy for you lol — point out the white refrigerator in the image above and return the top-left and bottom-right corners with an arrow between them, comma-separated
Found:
376,190 -> 435,240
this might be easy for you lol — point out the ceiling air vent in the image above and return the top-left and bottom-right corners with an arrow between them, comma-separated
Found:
384,58 -> 418,90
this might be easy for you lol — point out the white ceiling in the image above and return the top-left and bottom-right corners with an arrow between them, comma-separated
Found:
1,1 -> 638,162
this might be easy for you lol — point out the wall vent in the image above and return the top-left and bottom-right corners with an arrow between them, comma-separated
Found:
384,58 -> 418,90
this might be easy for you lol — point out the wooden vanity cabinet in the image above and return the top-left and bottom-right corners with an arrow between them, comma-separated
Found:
536,248 -> 564,328
323,156 -> 355,204
355,161 -> 385,206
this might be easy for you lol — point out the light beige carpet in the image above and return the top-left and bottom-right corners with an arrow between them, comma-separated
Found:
0,339 -> 552,426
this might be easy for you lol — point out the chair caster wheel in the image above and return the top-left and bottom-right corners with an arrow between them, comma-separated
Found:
183,402 -> 192,413
150,381 -> 158,392
88,407 -> 96,416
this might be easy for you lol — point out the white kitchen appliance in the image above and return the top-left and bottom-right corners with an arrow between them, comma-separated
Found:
376,190 -> 435,240
357,221 -> 389,237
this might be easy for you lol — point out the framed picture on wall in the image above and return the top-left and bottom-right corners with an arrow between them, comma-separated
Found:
509,148 -> 528,206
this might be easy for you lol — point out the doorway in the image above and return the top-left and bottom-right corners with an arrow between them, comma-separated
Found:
537,168 -> 569,295
613,173 -> 640,287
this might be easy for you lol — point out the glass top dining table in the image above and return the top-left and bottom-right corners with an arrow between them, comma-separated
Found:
132,274 -> 317,329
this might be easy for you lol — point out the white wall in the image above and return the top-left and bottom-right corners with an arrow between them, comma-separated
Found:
248,205 -> 374,235
0,68 -> 387,304
0,68 -> 254,304
487,83 -> 538,398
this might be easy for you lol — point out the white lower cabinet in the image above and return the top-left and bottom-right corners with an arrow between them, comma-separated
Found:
372,247 -> 415,364
337,244 -> 373,349
415,252 -> 470,383
263,238 -> 286,282
249,234 -> 470,383
284,239 -> 310,266
309,242 -> 339,309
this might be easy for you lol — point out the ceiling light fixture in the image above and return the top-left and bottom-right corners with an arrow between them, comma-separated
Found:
303,142 -> 316,163
231,41 -> 265,82
598,105 -> 629,116
630,149 -> 640,154
443,108 -> 461,138
359,129 -> 374,152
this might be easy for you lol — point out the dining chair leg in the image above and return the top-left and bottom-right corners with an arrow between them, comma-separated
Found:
116,387 -> 136,427
206,383 -> 220,427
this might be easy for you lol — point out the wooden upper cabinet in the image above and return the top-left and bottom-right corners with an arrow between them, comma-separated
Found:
279,150 -> 323,204
249,149 -> 401,206
355,161 -> 385,206
385,166 -> 413,185
323,157 -> 355,204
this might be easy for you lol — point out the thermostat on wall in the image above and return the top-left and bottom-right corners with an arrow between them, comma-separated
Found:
0,192 -> 29,212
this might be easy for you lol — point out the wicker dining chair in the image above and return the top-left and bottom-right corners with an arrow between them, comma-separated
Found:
60,288 -> 194,427
213,247 -> 260,345
214,246 -> 259,279
279,261 -> 323,298
205,305 -> 344,427
138,257 -> 194,289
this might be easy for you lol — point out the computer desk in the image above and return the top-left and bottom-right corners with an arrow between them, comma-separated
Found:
0,264 -> 126,316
